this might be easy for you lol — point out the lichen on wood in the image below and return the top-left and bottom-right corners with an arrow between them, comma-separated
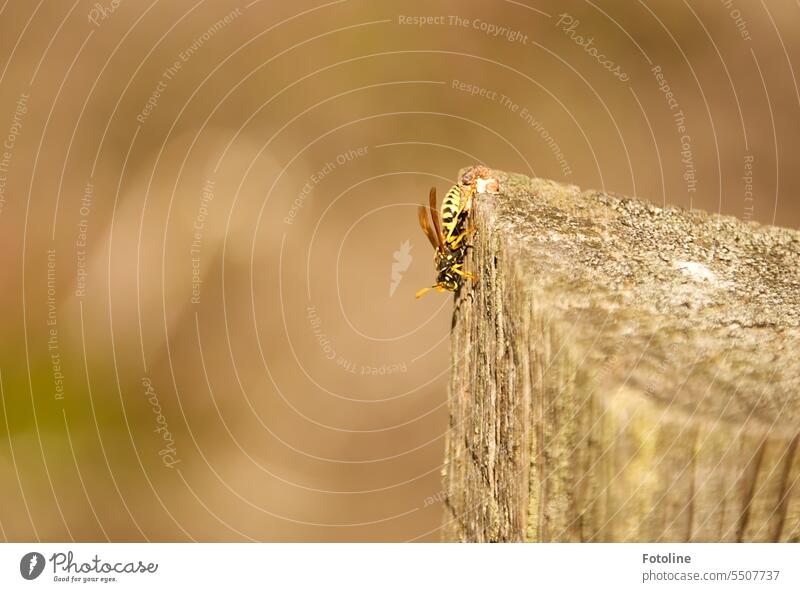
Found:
441,168 -> 800,542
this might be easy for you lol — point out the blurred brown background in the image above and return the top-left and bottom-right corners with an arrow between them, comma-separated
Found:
0,0 -> 797,541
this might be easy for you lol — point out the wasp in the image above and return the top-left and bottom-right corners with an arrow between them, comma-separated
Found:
415,184 -> 477,298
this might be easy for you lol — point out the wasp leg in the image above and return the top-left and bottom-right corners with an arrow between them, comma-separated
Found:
445,183 -> 477,242
416,284 -> 446,299
449,226 -> 477,249
451,265 -> 476,281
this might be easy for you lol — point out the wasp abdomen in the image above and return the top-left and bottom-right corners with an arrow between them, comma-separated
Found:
440,185 -> 464,235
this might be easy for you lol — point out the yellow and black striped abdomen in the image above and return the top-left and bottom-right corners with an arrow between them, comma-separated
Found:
440,185 -> 464,237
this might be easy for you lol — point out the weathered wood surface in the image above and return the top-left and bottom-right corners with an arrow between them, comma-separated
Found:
442,169 -> 800,542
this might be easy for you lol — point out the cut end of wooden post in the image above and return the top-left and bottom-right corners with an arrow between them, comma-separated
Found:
442,168 -> 800,542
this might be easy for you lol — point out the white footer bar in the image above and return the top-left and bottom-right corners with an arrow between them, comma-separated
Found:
0,543 -> 796,591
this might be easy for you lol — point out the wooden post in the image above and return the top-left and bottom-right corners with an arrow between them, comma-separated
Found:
442,169 -> 800,542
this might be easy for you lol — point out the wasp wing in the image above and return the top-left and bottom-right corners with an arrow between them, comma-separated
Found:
429,187 -> 446,250
418,205 -> 440,250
